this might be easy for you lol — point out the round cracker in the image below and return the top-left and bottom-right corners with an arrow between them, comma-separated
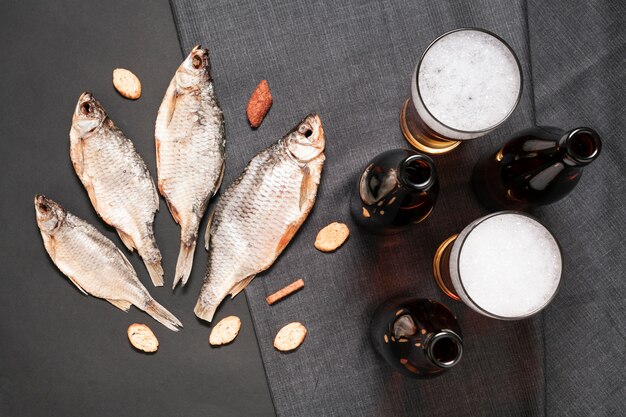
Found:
127,323 -> 158,353
209,316 -> 241,346
314,222 -> 349,252
113,68 -> 141,99
274,322 -> 307,352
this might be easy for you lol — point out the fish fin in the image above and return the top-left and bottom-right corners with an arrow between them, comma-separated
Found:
165,198 -> 182,225
150,179 -> 159,212
165,89 -> 178,126
145,260 -> 164,287
144,299 -> 183,331
117,230 -> 136,251
70,138 -> 85,178
173,241 -> 196,289
275,222 -> 300,257
70,139 -> 101,215
299,165 -> 315,212
155,138 -> 161,177
41,234 -> 57,259
67,275 -> 88,296
82,182 -> 100,215
214,161 -> 225,196
107,299 -> 132,312
113,246 -> 136,273
204,206 -> 216,251
229,275 -> 256,298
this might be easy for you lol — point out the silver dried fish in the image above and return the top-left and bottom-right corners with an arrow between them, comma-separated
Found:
70,92 -> 163,286
34,195 -> 182,331
155,45 -> 225,289
195,114 -> 325,322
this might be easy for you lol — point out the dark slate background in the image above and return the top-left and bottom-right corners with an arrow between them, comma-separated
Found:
0,1 -> 274,416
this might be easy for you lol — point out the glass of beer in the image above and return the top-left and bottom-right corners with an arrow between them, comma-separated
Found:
401,28 -> 523,154
432,212 -> 562,320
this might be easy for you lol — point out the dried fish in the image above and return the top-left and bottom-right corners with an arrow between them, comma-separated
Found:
35,195 -> 182,331
155,45 -> 225,289
195,115 -> 325,322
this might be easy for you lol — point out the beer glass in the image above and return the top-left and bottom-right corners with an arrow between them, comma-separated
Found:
432,211 -> 562,320
401,28 -> 523,154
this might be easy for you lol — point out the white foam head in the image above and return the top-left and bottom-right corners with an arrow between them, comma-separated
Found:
411,29 -> 522,139
450,212 -> 562,319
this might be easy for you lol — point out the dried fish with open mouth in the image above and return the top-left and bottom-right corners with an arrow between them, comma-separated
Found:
34,195 -> 182,331
195,114 -> 325,322
155,45 -> 225,289
70,92 -> 164,286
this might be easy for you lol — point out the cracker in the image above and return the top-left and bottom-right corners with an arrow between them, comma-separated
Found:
274,322 -> 307,352
127,323 -> 158,353
314,222 -> 349,252
209,316 -> 241,346
113,68 -> 141,100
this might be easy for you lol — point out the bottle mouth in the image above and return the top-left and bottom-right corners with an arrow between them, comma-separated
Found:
398,154 -> 437,190
566,128 -> 601,163
427,331 -> 463,368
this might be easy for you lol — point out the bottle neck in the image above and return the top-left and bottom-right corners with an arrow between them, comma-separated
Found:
559,127 -> 602,166
397,154 -> 437,191
425,330 -> 463,368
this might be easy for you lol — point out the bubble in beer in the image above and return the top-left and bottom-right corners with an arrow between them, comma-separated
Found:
455,213 -> 561,318
416,29 -> 522,133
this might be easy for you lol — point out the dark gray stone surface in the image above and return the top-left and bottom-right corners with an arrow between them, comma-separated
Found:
0,1 -> 274,416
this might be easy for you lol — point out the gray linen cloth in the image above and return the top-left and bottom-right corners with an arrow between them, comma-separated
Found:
169,0 -> 625,415
527,2 -> 626,416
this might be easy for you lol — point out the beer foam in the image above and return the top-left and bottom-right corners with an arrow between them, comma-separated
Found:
457,213 -> 561,318
416,29 -> 521,132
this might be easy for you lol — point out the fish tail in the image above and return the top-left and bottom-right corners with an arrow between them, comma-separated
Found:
144,299 -> 183,331
194,292 -> 219,323
172,219 -> 200,289
173,241 -> 196,290
138,236 -> 164,287
145,260 -> 165,287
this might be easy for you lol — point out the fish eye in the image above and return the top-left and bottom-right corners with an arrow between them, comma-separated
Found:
192,55 -> 203,69
81,102 -> 91,115
298,125 -> 313,138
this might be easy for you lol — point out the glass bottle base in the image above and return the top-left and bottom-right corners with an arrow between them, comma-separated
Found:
400,99 -> 461,155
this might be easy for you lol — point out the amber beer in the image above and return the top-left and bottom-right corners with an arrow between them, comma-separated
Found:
401,28 -> 523,154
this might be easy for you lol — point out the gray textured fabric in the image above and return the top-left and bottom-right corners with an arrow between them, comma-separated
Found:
527,2 -> 626,416
169,0 -> 625,416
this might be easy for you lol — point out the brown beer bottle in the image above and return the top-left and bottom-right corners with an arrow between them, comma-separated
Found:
370,297 -> 463,378
350,149 -> 438,234
472,126 -> 602,211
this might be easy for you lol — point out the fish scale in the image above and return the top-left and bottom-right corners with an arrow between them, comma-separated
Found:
155,46 -> 225,289
195,115 -> 326,323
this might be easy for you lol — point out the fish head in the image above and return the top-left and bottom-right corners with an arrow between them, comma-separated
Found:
285,114 -> 325,163
176,45 -> 210,89
34,195 -> 66,235
71,92 -> 107,139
